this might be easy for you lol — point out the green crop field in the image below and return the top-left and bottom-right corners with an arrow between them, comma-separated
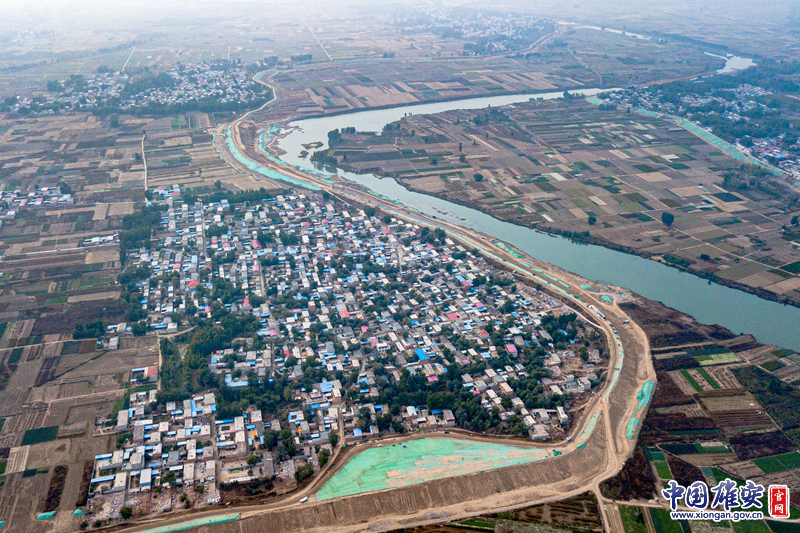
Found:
753,451 -> 800,474
760,360 -> 784,372
79,276 -> 114,288
697,368 -> 720,389
21,426 -> 59,446
653,460 -> 673,480
680,369 -> 703,392
8,348 -> 23,365
767,520 -> 800,532
619,505 -> 647,533
687,346 -> 730,356
455,517 -> 496,530
731,519 -> 771,533
649,508 -> 682,533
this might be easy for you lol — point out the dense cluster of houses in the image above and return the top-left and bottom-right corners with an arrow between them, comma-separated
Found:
13,60 -> 270,114
0,187 -> 73,222
90,190 -> 604,512
91,390 -> 217,499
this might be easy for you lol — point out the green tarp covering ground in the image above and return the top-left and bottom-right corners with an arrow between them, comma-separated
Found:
135,514 -> 239,533
314,438 -> 549,501
626,380 -> 655,439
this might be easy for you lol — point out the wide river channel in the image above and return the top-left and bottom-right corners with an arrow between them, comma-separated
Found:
273,86 -> 800,351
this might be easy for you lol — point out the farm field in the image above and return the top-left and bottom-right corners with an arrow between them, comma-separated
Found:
258,24 -> 721,122
752,452 -> 800,474
320,98 -> 800,307
599,296 -> 800,523
649,507 -> 682,533
618,505 -> 647,533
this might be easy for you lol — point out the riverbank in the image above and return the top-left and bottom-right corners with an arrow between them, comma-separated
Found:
378,176 -> 800,313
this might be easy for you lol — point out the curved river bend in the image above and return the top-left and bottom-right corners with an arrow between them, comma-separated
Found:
272,89 -> 800,350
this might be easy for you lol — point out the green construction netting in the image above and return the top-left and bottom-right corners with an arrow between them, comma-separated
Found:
626,380 -> 655,439
136,513 -> 239,533
314,437 -> 549,501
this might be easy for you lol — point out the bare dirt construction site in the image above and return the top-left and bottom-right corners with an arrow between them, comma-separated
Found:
320,97 -> 800,307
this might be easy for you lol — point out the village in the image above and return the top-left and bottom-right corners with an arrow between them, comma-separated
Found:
80,188 -> 607,520
0,185 -> 74,221
7,59 -> 273,116
397,7 -> 555,55
608,82 -> 800,178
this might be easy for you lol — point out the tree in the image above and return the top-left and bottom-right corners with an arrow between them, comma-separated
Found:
318,448 -> 331,467
329,431 -> 339,447
120,506 -> 133,520
131,321 -> 147,336
247,455 -> 258,466
474,173 -> 484,182
588,215 -> 597,226
214,180 -> 222,189
58,182 -> 72,194
295,462 -> 315,483
661,212 -> 675,227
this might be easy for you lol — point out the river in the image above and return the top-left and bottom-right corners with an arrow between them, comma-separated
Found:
272,89 -> 800,351
704,52 -> 756,75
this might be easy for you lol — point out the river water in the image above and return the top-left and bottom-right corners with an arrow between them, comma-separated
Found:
704,52 -> 756,75
274,89 -> 800,351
